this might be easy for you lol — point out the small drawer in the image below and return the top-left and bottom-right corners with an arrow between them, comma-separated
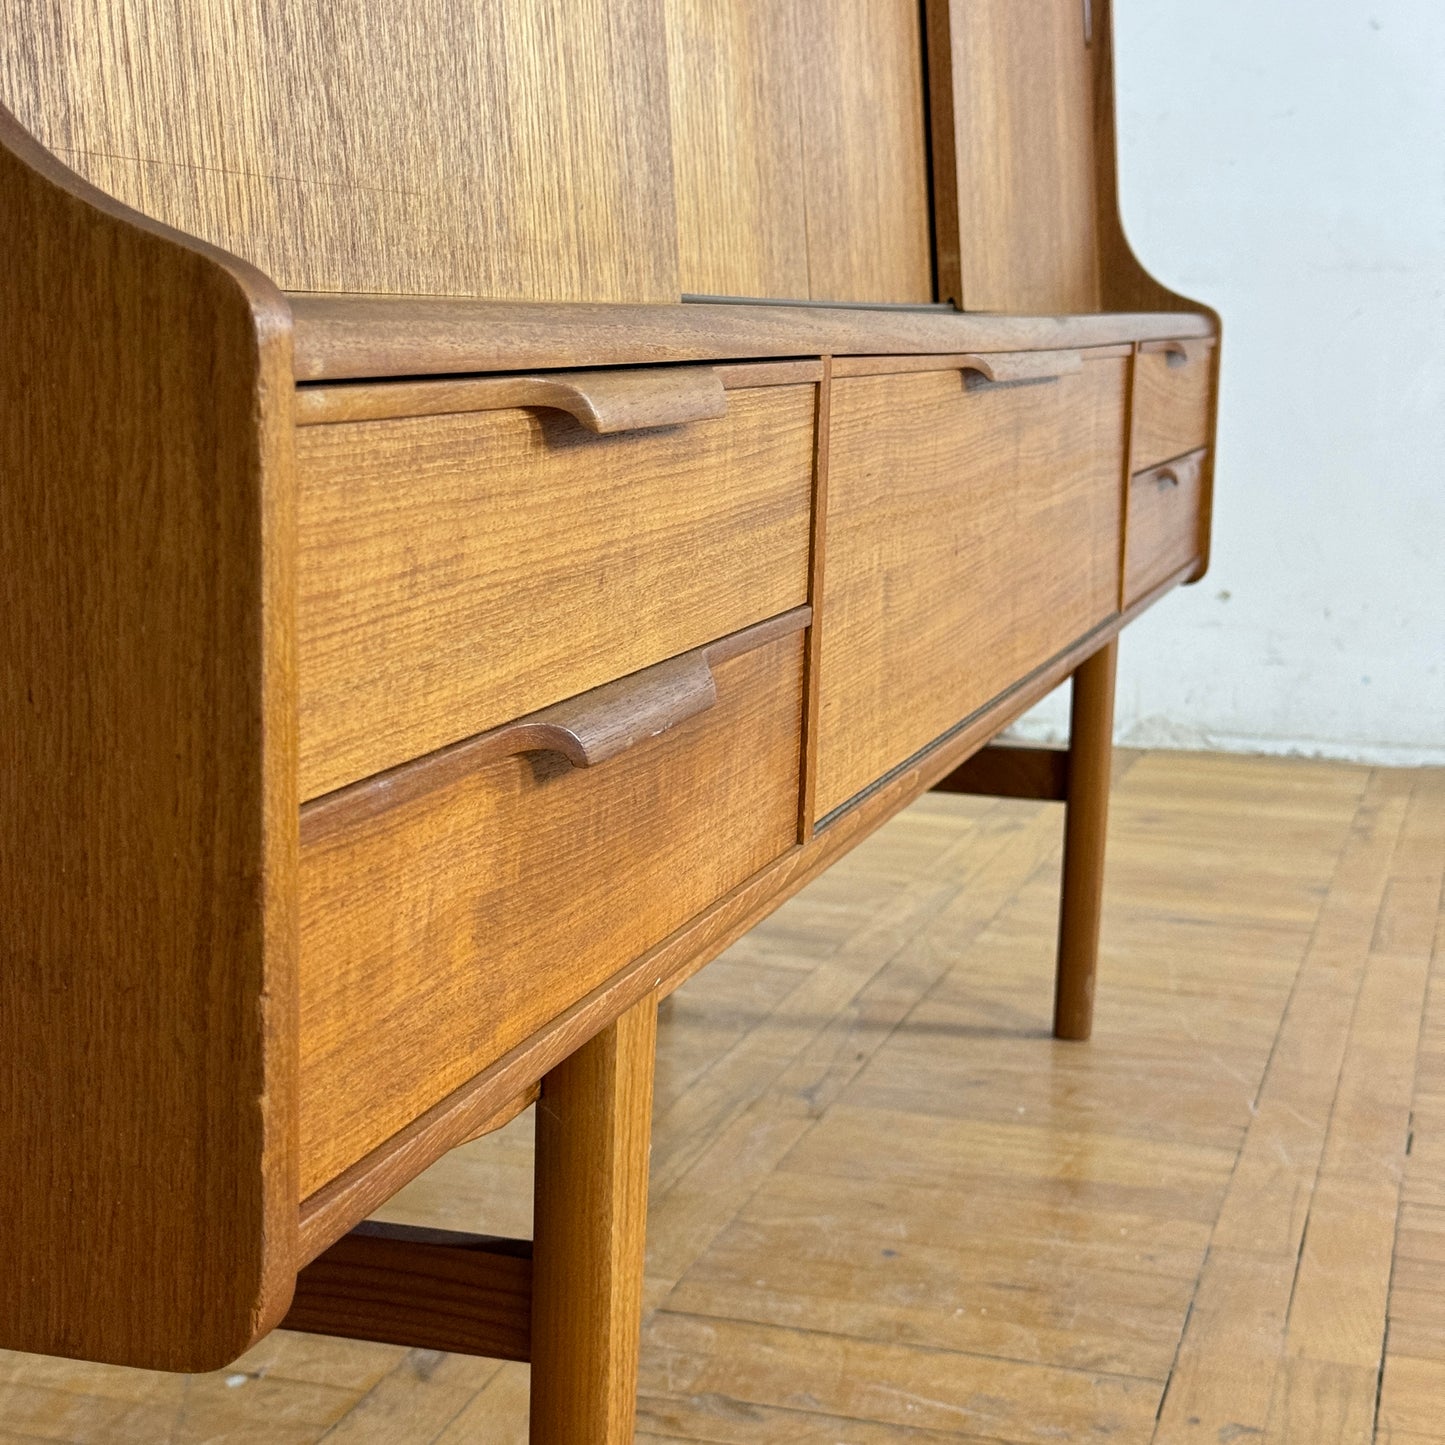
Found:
296,362 -> 818,799
1131,339 -> 1214,473
296,612 -> 807,1194
1124,449 -> 1208,607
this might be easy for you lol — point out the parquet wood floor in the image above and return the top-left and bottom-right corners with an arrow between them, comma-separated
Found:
1,753 -> 1440,1442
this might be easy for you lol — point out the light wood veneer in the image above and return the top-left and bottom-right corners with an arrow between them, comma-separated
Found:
1132,339 -> 1216,472
297,367 -> 815,798
298,621 -> 807,1192
815,355 -> 1129,818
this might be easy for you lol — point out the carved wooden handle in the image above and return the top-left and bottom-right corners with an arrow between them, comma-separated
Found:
497,366 -> 729,433
959,349 -> 1083,384
299,607 -> 812,843
490,651 -> 719,767
296,364 -> 730,431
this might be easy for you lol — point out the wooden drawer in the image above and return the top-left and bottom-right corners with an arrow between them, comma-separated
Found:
817,354 -> 1127,818
1124,448 -> 1208,607
297,363 -> 817,799
1131,338 -> 1214,472
297,613 -> 807,1193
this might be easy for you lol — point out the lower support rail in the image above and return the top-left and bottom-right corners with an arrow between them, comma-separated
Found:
282,1221 -> 533,1361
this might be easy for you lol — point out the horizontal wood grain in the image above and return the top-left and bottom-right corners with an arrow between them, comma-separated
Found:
283,1223 -> 532,1362
296,575 -> 1195,1262
297,624 -> 807,1195
1124,448 -> 1208,608
297,370 -> 814,798
1131,340 -> 1216,472
933,744 -> 1070,802
0,1 -> 679,303
286,295 -> 1215,381
815,357 -> 1129,817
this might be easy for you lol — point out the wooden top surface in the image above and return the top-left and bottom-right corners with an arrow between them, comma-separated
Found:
287,296 -> 1214,382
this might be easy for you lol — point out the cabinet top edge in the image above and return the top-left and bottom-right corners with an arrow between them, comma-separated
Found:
287,296 -> 1216,383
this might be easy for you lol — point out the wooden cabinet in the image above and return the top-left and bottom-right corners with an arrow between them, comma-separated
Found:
815,354 -> 1129,818
0,0 -> 1219,1394
1131,339 -> 1215,472
1124,448 -> 1208,606
297,365 -> 817,798
298,619 -> 807,1193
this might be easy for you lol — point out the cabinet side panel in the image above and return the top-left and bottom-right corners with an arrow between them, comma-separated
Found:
0,113 -> 297,1371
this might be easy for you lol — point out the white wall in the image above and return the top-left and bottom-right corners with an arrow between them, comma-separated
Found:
1012,0 -> 1445,764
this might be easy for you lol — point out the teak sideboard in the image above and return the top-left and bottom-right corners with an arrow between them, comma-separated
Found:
0,2 -> 1218,1439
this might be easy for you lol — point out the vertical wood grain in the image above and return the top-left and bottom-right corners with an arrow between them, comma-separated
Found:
796,0 -> 934,303
0,108 -> 297,1371
0,0 -> 679,302
530,998 -> 659,1444
668,0 -> 932,303
1054,638 -> 1118,1041
666,0 -> 809,299
927,0 -> 1102,312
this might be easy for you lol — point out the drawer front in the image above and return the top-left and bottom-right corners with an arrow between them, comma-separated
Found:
297,620 -> 806,1193
1124,449 -> 1207,607
1131,339 -> 1213,472
297,369 -> 816,799
817,357 -> 1127,818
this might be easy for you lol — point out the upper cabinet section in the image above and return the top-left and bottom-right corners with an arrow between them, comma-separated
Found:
667,0 -> 933,304
0,0 -> 680,302
1,0 -> 1202,317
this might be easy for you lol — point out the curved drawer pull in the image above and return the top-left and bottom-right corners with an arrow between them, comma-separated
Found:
959,349 -> 1083,384
1141,338 -> 1209,369
1155,466 -> 1182,489
507,366 -> 729,433
494,651 -> 719,768
300,606 -> 811,843
296,364 -> 730,431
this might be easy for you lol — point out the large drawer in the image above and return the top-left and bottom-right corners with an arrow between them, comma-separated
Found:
297,613 -> 807,1194
1124,448 -> 1208,607
1131,338 -> 1214,472
816,354 -> 1127,818
297,362 -> 817,798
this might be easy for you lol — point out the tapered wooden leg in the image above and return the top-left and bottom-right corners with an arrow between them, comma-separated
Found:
1054,638 -> 1118,1041
530,996 -> 658,1444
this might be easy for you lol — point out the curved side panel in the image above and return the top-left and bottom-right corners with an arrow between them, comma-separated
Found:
0,108 -> 298,1370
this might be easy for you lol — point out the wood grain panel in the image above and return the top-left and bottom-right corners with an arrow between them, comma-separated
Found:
667,0 -> 930,303
816,357 -> 1127,816
0,0 -> 678,301
797,0 -> 933,303
297,373 -> 815,799
1124,449 -> 1208,608
0,110 -> 296,1370
1131,341 -> 1215,471
666,0 -> 808,300
927,0 -> 1101,312
297,630 -> 806,1194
